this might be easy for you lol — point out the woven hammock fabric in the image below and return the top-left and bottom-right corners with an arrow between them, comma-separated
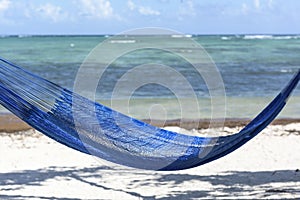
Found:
0,58 -> 299,171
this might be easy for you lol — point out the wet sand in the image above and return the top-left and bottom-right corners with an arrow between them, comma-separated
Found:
1,112 -> 300,132
0,114 -> 31,132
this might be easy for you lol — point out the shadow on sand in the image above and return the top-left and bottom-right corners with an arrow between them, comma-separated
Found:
0,165 -> 299,199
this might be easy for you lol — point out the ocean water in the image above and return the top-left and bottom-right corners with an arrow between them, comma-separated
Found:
0,34 -> 299,119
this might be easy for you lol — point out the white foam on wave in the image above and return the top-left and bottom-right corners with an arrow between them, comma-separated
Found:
243,35 -> 300,40
221,36 -> 232,40
171,34 -> 192,38
109,40 -> 136,44
17,34 -> 32,38
274,35 -> 300,40
244,35 -> 273,40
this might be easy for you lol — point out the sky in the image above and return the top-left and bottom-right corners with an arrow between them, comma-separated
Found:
0,0 -> 299,35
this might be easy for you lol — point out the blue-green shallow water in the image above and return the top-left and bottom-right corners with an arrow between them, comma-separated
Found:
0,35 -> 299,119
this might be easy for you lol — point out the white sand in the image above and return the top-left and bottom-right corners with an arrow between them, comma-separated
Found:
0,124 -> 300,199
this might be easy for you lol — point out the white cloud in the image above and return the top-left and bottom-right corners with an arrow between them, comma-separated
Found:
127,0 -> 160,16
0,0 -> 9,12
0,0 -> 10,13
138,6 -> 160,16
242,3 -> 249,14
178,0 -> 196,18
254,0 -> 260,10
36,3 -> 68,22
0,0 -> 13,24
79,0 -> 118,19
268,0 -> 273,9
238,0 -> 275,16
127,0 -> 135,11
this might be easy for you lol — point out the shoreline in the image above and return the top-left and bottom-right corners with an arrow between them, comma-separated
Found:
143,118 -> 300,130
1,112 -> 300,133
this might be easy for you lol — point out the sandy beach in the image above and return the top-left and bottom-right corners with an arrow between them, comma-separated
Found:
0,121 -> 299,199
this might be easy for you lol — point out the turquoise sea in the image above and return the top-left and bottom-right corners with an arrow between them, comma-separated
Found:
0,35 -> 299,119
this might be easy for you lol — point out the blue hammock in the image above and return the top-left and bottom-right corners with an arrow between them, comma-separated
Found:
0,58 -> 299,171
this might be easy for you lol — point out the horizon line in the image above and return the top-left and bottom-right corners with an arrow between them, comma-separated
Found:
1,33 -> 300,37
